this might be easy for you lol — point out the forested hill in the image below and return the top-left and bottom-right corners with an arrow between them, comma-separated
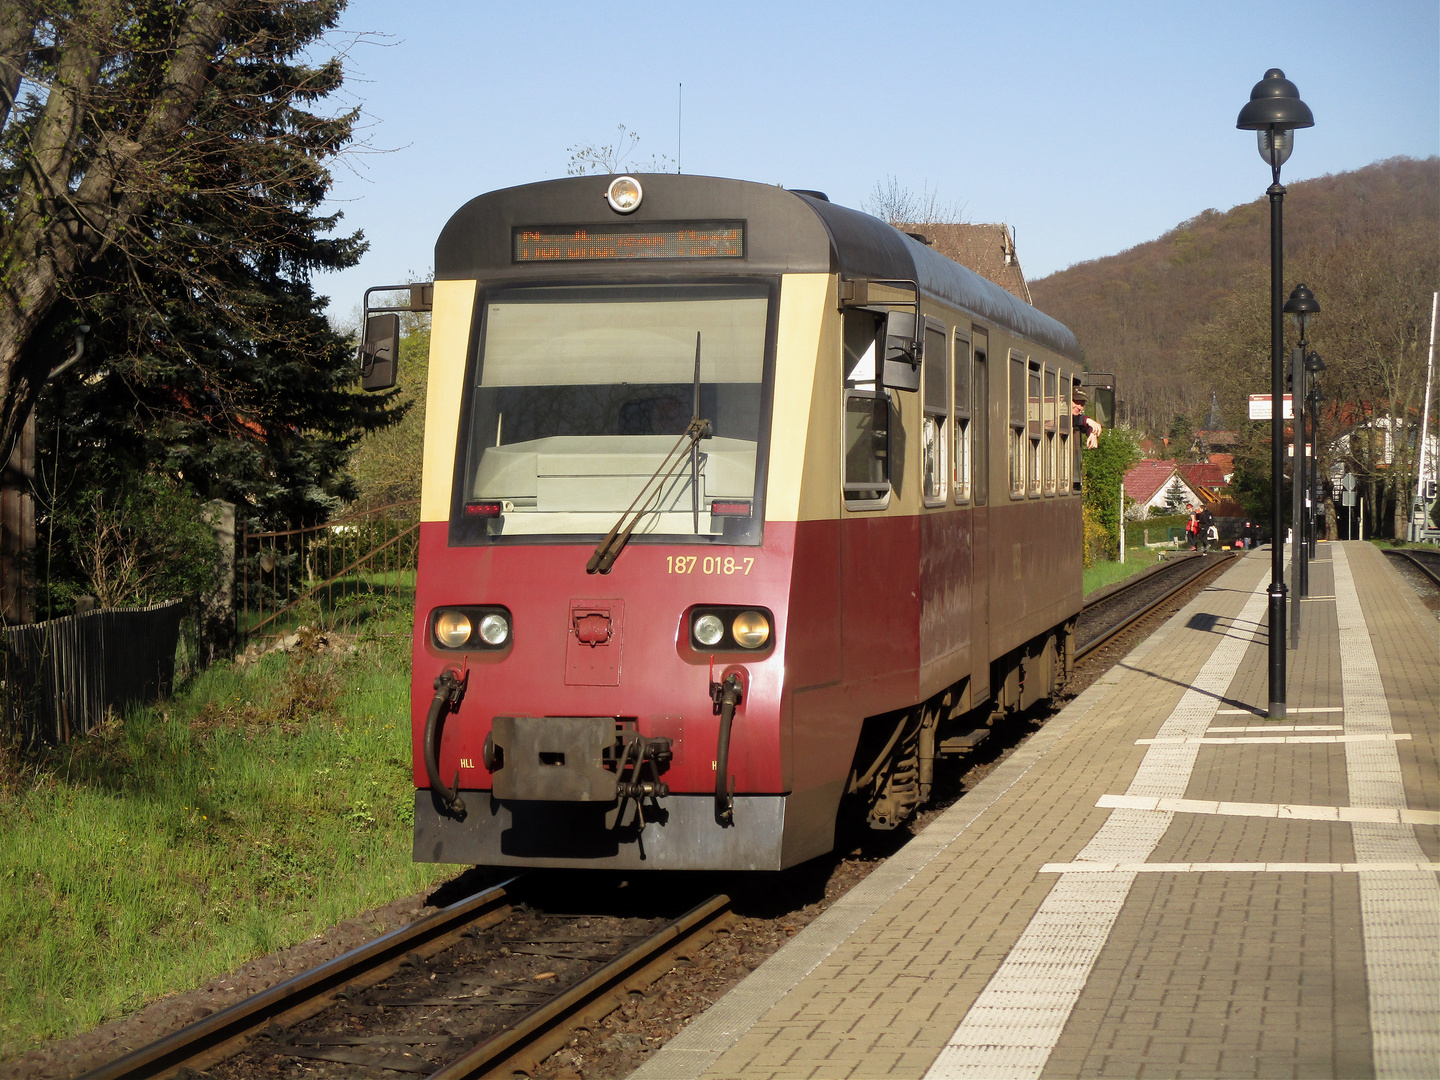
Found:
1029,156 -> 1439,435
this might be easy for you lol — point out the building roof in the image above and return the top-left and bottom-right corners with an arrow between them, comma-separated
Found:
1194,429 -> 1239,447
1123,459 -> 1181,506
898,222 -> 1033,304
1179,462 -> 1228,490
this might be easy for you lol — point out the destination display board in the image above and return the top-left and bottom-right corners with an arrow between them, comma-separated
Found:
514,223 -> 744,262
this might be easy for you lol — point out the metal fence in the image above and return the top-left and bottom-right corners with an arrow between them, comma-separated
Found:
1,600 -> 185,748
238,500 -> 419,646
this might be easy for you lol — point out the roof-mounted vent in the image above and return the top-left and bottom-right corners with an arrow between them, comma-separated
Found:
791,189 -> 830,201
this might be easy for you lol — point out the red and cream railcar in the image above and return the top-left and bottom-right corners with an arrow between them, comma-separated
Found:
373,174 -> 1085,871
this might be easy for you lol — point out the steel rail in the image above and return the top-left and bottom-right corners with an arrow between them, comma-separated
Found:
1077,553 -> 1236,660
1383,547 -> 1440,590
78,877 -> 521,1080
427,893 -> 734,1080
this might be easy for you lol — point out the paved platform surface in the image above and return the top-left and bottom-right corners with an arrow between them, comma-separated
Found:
632,542 -> 1439,1080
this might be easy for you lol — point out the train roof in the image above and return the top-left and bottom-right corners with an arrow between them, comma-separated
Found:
435,175 -> 1081,362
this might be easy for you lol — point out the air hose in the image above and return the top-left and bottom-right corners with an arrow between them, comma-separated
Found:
713,673 -> 743,825
424,669 -> 467,819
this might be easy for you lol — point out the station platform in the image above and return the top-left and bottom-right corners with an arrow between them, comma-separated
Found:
633,541 -> 1439,1080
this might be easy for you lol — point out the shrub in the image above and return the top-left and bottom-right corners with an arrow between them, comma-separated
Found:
1082,504 -> 1112,568
48,476 -> 221,611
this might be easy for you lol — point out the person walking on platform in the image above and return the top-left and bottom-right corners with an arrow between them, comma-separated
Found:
1186,509 -> 1199,550
1197,507 -> 1215,553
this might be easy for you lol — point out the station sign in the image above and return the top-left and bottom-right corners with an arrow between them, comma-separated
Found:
1248,394 -> 1294,420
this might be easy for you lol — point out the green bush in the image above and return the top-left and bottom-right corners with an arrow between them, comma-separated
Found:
1081,428 -> 1140,548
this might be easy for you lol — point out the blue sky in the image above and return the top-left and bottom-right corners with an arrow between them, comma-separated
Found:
317,0 -> 1439,321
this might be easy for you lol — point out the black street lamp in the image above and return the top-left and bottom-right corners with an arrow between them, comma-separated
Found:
1284,283 -> 1320,615
1238,68 -> 1313,719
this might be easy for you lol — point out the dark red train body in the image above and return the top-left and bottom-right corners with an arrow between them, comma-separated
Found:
370,175 -> 1085,870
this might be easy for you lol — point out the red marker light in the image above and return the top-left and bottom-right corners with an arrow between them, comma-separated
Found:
464,501 -> 503,518
710,501 -> 752,517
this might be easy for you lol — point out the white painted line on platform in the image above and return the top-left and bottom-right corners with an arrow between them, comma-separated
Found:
1216,706 -> 1344,714
1094,794 -> 1440,826
1040,861 -> 1440,874
925,567 -> 1271,1080
1137,733 -> 1411,745
1333,543 -> 1440,1079
1206,724 -> 1343,732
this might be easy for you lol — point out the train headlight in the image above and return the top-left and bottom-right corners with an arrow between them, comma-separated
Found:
434,611 -> 472,648
731,610 -> 770,649
479,613 -> 510,646
605,175 -> 643,214
693,613 -> 725,647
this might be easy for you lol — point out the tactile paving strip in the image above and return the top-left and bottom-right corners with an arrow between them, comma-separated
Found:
1333,544 -> 1440,1078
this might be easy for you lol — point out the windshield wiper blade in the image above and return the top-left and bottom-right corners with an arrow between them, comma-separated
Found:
587,414 -> 711,574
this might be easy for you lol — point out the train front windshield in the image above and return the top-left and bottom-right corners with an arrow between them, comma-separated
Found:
461,283 -> 770,543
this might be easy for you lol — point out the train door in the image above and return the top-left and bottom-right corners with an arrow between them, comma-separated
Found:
839,306 -> 913,715
969,328 -> 991,702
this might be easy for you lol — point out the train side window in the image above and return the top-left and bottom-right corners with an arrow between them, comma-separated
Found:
1058,369 -> 1072,493
1043,366 -> 1058,496
844,308 -> 891,508
972,335 -> 988,505
1071,376 -> 1084,493
1027,359 -> 1042,497
922,322 -> 948,506
1008,352 -> 1026,498
953,329 -> 972,504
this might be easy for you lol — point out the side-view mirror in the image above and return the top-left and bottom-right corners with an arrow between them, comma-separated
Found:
360,312 -> 400,391
882,310 -> 921,392
1093,386 -> 1115,428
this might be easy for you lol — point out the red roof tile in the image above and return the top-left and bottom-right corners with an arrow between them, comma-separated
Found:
1123,459 -> 1180,505
1179,462 -> 1228,490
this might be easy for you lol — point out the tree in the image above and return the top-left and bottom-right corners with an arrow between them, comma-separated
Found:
566,124 -> 672,176
1082,427 -> 1140,554
0,0 -> 393,488
2,1 -> 401,618
1163,476 -> 1187,513
1166,414 -> 1193,459
862,176 -> 964,227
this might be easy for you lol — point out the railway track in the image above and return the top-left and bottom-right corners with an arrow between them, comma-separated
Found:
1076,551 -> 1237,658
79,882 -> 732,1080
1383,546 -> 1440,589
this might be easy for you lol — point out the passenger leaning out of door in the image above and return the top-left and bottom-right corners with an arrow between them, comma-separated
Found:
1071,388 -> 1102,449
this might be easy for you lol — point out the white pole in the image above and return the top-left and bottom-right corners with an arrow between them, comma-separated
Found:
1118,481 -> 1126,564
1360,496 -> 1365,542
1413,291 -> 1438,540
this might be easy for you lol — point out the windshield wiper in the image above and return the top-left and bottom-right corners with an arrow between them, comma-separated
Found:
690,332 -> 703,533
587,333 -> 711,575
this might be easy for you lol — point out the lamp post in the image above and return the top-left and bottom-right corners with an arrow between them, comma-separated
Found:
1284,283 -> 1320,618
1238,69 -> 1313,720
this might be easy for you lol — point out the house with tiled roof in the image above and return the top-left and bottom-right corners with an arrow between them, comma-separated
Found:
1123,459 -> 1202,519
899,222 -> 1031,303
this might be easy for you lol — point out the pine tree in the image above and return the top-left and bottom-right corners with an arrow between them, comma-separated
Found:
1,0 -> 402,610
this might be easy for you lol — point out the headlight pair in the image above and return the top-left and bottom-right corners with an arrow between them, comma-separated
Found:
690,607 -> 772,651
431,606 -> 511,650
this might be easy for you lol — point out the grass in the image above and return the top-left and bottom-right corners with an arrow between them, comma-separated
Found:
0,614 -> 448,1059
1083,547 -> 1167,596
